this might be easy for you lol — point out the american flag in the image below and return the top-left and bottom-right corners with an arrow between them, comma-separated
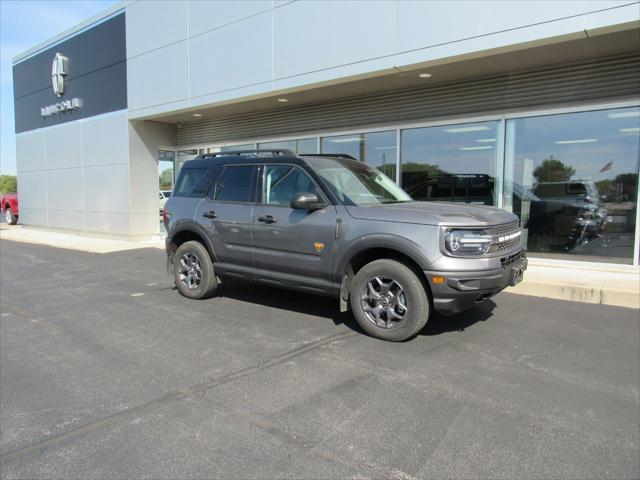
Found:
599,161 -> 612,173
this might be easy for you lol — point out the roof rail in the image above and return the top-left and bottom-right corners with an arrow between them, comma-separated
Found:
200,149 -> 296,158
301,153 -> 357,160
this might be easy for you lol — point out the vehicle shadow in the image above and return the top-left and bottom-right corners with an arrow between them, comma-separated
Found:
215,279 -> 496,338
421,300 -> 496,336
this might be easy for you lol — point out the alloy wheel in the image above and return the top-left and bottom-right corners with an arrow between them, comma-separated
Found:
360,276 -> 408,329
178,252 -> 202,290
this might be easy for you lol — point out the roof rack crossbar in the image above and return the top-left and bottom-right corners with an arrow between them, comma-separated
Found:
201,149 -> 296,158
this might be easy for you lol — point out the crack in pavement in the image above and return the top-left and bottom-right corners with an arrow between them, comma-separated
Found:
0,330 -> 356,464
199,396 -> 416,480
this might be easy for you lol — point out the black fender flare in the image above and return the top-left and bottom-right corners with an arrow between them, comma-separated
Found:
334,234 -> 432,278
334,234 -> 433,312
168,220 -> 218,263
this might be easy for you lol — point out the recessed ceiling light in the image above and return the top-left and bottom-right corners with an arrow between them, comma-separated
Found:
193,113 -> 202,117
418,73 -> 432,78
619,127 -> 640,133
476,138 -> 496,143
554,138 -> 598,144
277,98 -> 288,103
460,146 -> 494,151
444,126 -> 491,133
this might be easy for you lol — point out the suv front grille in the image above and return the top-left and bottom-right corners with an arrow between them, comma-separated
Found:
487,220 -> 519,237
487,221 -> 522,255
495,236 -> 522,252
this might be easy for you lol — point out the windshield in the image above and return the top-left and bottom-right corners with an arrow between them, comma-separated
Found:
306,157 -> 412,206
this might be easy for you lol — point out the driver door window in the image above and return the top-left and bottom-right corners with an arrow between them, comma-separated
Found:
262,165 -> 321,206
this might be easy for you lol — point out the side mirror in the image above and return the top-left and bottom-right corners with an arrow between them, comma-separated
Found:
291,193 -> 325,211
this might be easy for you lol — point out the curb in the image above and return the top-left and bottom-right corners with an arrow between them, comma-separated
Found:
507,264 -> 639,309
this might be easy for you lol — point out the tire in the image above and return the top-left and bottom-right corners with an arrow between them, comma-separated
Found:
350,259 -> 430,342
4,207 -> 17,225
173,240 -> 218,299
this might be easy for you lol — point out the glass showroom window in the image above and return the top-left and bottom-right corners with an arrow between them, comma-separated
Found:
504,106 -> 640,264
258,138 -> 318,154
400,121 -> 499,205
220,143 -> 255,152
158,150 -> 175,190
321,131 -> 397,180
259,140 -> 297,152
176,149 -> 199,180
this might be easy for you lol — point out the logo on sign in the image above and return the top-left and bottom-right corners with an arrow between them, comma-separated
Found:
51,52 -> 68,97
41,52 -> 82,117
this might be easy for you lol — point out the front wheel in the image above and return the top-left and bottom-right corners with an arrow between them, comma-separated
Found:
4,208 -> 17,225
350,259 -> 430,341
173,240 -> 218,299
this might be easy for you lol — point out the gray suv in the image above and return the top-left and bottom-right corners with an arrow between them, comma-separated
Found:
164,150 -> 526,341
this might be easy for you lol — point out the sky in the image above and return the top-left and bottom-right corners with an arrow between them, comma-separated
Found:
0,0 -> 118,175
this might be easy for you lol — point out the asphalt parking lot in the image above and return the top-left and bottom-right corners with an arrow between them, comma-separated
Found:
0,240 -> 638,479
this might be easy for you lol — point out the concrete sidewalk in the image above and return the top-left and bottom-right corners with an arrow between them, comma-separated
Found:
1,224 -> 637,309
0,225 -> 164,253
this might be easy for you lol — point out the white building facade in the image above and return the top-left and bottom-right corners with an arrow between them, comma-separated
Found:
12,0 -> 640,265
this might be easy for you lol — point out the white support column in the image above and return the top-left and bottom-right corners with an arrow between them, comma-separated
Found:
495,118 -> 506,209
634,186 -> 640,266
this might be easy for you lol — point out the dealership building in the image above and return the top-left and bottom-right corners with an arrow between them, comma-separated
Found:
12,0 -> 640,267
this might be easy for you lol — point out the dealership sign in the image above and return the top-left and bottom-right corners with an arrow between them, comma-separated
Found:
41,97 -> 82,117
41,52 -> 82,117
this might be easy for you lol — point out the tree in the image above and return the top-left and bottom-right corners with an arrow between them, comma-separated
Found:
614,172 -> 638,188
0,175 -> 17,193
533,156 -> 575,183
159,169 -> 173,190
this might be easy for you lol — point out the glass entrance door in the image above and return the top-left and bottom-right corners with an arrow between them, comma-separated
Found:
158,150 -> 175,225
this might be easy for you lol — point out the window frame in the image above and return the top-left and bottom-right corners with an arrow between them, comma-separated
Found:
208,163 -> 259,204
173,166 -> 221,199
255,163 -> 330,207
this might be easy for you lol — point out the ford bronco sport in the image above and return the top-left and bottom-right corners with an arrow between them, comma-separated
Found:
164,150 -> 526,341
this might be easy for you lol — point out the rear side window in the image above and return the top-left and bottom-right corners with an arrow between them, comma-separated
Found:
212,165 -> 255,203
174,166 -> 221,198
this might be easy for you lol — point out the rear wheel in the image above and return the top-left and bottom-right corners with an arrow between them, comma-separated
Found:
173,240 -> 218,299
4,207 -> 17,225
350,259 -> 430,341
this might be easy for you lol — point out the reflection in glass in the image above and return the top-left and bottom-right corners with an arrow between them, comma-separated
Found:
307,157 -> 410,206
259,140 -> 297,152
297,138 -> 318,154
175,149 -> 198,181
504,107 -> 639,263
220,143 -> 256,152
258,138 -> 318,154
262,165 -> 321,205
321,131 -> 397,180
400,122 -> 498,205
158,150 -> 175,192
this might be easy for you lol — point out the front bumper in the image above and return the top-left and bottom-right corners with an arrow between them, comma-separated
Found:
425,252 -> 527,316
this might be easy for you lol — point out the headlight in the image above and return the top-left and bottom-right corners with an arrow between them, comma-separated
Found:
445,229 -> 492,256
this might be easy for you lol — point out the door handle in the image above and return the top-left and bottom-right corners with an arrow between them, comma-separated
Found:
258,215 -> 277,224
203,211 -> 217,219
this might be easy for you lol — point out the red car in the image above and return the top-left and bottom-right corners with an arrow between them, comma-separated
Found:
1,192 -> 19,225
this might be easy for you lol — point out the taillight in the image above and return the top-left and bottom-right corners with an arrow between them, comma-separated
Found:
162,206 -> 168,225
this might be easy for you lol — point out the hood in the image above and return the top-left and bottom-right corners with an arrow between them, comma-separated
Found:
345,201 -> 517,227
